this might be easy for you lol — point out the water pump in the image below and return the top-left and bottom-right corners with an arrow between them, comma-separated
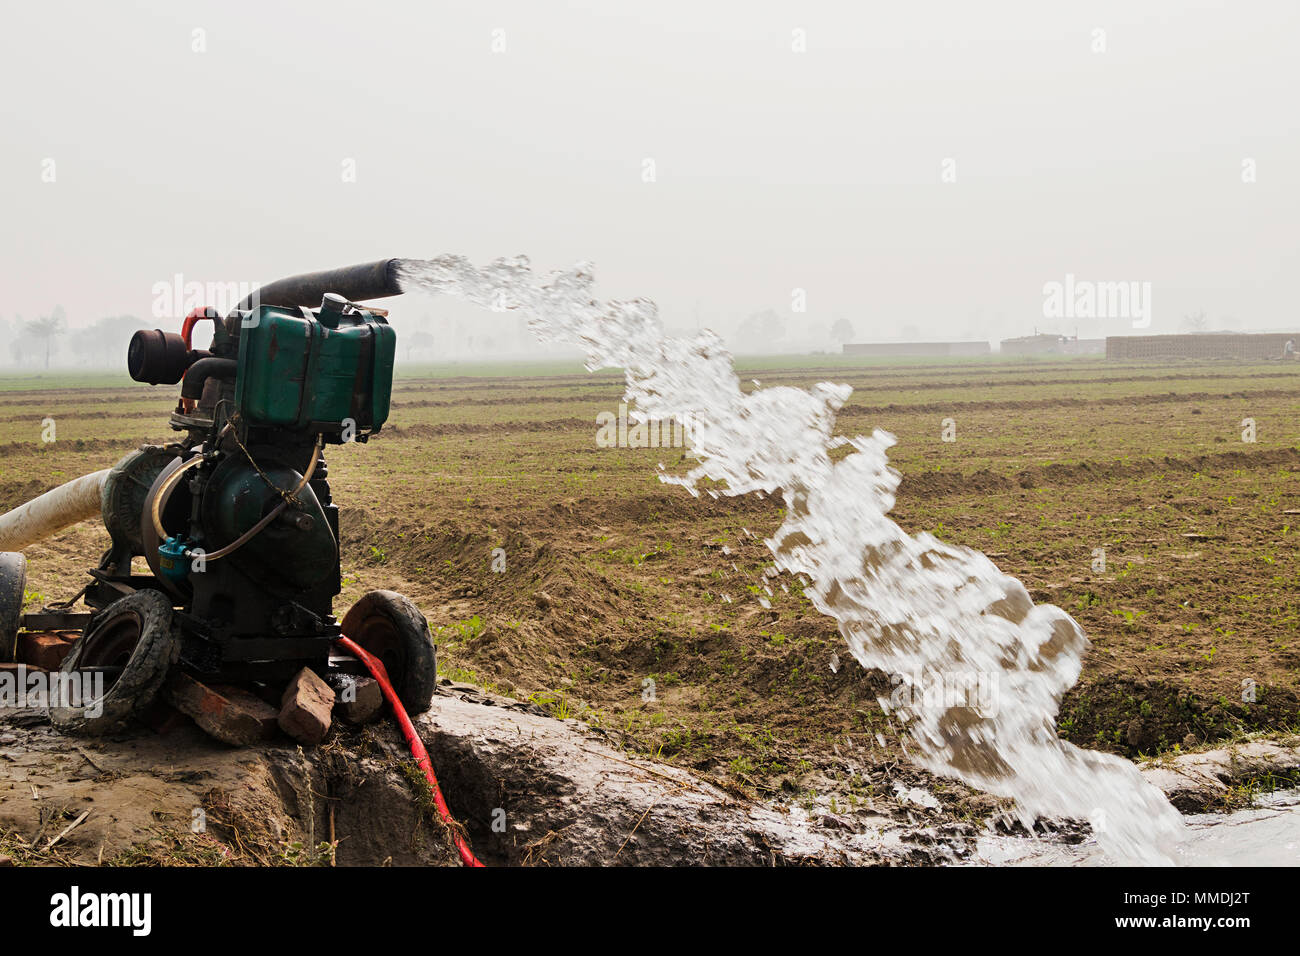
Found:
0,260 -> 438,735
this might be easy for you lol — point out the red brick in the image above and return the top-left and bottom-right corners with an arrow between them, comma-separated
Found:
328,674 -> 384,725
16,632 -> 76,671
164,671 -> 280,746
278,668 -> 335,745
211,685 -> 280,737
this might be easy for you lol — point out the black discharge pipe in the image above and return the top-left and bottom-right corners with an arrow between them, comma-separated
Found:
234,258 -> 404,313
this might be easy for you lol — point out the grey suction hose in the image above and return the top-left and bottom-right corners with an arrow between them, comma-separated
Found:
0,470 -> 111,551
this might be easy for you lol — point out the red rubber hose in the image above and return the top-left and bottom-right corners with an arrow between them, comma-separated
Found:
336,635 -> 484,867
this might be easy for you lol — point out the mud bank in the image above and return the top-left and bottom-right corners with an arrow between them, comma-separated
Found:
0,682 -> 971,866
1138,738 -> 1300,812
3,680 -> 1296,867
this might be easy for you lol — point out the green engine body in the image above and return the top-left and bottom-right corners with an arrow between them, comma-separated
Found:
107,263 -> 409,682
235,302 -> 396,433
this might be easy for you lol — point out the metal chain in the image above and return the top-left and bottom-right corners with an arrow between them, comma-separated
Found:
225,413 -> 317,509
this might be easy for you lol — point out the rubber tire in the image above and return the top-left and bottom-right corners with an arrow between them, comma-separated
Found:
340,590 -> 437,715
0,553 -> 26,664
50,589 -> 181,736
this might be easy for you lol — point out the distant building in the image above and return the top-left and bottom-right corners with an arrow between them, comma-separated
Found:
842,341 -> 990,357
1000,333 -> 1070,355
1106,332 -> 1300,361
1000,333 -> 1106,356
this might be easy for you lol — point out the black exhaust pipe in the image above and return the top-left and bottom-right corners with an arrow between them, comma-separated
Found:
234,258 -> 404,313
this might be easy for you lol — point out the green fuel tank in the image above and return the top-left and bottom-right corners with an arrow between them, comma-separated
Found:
234,293 -> 396,435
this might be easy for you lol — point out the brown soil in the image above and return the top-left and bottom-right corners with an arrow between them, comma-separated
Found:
3,356 -> 1299,861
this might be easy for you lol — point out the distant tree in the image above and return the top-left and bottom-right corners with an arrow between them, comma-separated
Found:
8,314 -> 23,365
735,309 -> 785,350
73,315 -> 147,366
830,318 -> 855,344
1182,310 -> 1208,333
405,330 -> 435,361
25,306 -> 66,369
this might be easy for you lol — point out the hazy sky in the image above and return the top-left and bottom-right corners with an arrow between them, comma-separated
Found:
2,0 -> 1297,350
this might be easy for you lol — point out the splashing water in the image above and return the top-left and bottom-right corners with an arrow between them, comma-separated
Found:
397,255 -> 1186,864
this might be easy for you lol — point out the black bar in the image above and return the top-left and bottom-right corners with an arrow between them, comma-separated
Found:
0,866 -> 1276,942
19,612 -> 92,631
